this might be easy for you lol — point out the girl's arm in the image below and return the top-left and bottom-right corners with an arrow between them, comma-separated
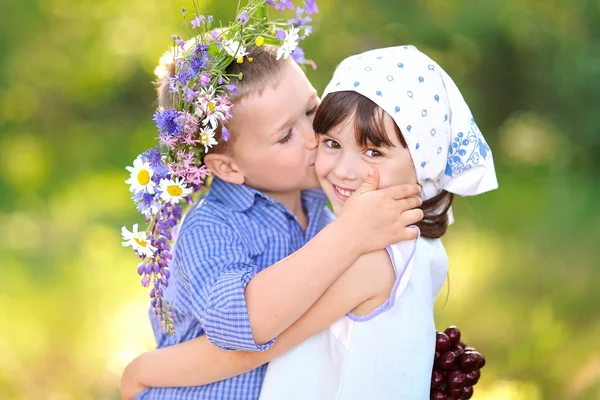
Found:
120,249 -> 395,399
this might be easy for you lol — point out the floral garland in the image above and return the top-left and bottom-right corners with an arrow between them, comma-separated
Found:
121,0 -> 319,334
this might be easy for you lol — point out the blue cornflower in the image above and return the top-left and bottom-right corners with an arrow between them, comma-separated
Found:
141,147 -> 162,167
153,108 -> 184,137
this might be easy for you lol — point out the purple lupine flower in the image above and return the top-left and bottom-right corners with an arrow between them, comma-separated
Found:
304,25 -> 313,36
191,15 -> 205,28
199,73 -> 211,87
304,0 -> 319,14
153,108 -> 184,137
291,47 -> 306,64
181,8 -> 186,16
226,84 -> 237,95
288,7 -> 312,26
222,126 -> 230,141
237,10 -> 249,24
207,15 -> 213,23
183,87 -> 200,102
276,29 -> 287,41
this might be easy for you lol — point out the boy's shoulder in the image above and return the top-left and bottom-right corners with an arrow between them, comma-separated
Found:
176,179 -> 269,244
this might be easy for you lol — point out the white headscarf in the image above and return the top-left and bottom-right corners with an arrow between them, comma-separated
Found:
322,45 -> 498,201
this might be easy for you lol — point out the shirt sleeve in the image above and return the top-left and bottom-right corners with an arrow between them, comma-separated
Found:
174,222 -> 275,352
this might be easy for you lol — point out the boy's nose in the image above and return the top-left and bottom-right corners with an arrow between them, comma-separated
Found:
301,123 -> 318,150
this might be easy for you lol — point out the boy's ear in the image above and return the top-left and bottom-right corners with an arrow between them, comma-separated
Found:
204,153 -> 245,185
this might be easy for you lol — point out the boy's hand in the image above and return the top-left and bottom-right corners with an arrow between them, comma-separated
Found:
338,167 -> 423,254
120,356 -> 148,400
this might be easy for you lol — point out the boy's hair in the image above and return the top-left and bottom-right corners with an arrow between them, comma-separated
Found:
154,42 -> 286,155
313,91 -> 454,239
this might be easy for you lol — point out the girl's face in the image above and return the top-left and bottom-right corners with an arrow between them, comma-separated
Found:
315,111 -> 417,215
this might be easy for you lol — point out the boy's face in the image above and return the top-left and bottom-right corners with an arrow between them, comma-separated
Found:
229,59 -> 320,200
315,112 -> 417,215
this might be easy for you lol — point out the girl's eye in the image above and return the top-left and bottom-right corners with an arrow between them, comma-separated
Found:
323,139 -> 340,149
279,129 -> 293,144
306,105 -> 318,116
364,149 -> 383,158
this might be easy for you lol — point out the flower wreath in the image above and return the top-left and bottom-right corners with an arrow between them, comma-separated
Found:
121,0 -> 319,333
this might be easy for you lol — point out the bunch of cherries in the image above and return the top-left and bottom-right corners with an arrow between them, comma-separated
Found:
430,326 -> 486,400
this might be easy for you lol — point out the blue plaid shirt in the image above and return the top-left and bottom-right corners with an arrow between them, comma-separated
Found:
139,177 -> 334,400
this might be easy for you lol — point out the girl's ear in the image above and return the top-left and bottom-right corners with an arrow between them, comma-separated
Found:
203,153 -> 245,185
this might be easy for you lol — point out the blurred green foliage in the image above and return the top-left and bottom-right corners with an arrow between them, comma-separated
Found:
1,0 -> 599,399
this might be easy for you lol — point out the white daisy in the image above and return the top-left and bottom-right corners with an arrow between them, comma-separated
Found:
125,157 -> 155,194
158,178 -> 194,204
223,39 -> 248,59
199,127 -> 219,152
122,224 -> 157,258
196,98 -> 225,130
277,27 -> 300,60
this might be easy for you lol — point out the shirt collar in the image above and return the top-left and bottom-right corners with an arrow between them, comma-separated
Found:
209,177 -> 328,216
208,176 -> 267,212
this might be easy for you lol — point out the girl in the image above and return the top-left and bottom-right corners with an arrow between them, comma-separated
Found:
121,45 -> 497,400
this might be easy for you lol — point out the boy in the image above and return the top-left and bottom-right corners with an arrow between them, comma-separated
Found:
123,15 -> 422,400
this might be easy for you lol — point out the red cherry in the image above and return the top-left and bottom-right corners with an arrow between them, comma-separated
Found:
462,386 -> 474,399
447,370 -> 466,389
431,369 -> 445,389
444,326 -> 461,346
448,387 -> 464,399
430,389 -> 448,400
436,351 -> 457,370
479,354 -> 486,369
436,332 -> 452,352
464,369 -> 480,386
453,346 -> 465,358
460,353 -> 480,372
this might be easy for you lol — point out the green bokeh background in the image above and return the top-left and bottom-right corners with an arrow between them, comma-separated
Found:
1,0 -> 599,399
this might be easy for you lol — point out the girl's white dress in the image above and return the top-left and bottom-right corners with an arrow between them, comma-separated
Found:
258,236 -> 449,400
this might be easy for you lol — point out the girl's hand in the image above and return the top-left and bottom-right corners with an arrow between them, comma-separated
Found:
120,356 -> 148,400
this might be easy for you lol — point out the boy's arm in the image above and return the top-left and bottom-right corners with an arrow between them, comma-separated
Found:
121,250 -> 395,397
245,169 -> 422,344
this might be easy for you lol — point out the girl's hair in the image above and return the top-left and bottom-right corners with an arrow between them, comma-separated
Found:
154,42 -> 286,155
313,91 -> 454,239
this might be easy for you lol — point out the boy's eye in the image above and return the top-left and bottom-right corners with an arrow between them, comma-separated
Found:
323,139 -> 340,149
364,149 -> 383,158
279,129 -> 293,144
306,105 -> 318,116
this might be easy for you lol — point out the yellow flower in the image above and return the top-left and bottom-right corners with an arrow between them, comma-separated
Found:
237,56 -> 244,64
255,36 -> 265,47
248,57 -> 254,62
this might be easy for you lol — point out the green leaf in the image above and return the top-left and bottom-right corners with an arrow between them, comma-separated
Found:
208,43 -> 220,57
